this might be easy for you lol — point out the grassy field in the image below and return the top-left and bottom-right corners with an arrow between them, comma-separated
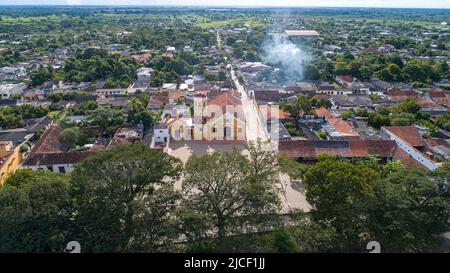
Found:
197,18 -> 263,29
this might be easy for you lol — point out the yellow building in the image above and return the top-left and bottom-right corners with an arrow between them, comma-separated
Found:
202,111 -> 246,141
203,91 -> 246,141
0,141 -> 23,185
168,91 -> 246,141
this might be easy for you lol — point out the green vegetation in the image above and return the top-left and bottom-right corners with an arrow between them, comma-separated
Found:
60,127 -> 96,149
0,105 -> 48,129
1,144 -> 448,253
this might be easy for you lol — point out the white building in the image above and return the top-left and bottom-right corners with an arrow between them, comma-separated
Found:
0,83 -> 27,99
136,67 -> 153,82
153,123 -> 169,143
0,66 -> 25,75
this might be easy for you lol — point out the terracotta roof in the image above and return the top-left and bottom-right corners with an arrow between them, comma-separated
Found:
387,90 -> 418,101
279,140 -> 316,158
27,124 -> 67,155
382,126 -> 425,148
392,146 -> 424,169
315,107 -> 333,119
428,90 -> 450,107
132,53 -> 151,62
108,125 -> 143,148
23,151 -> 97,166
336,75 -> 353,83
315,107 -> 360,137
279,139 -> 396,159
168,90 -> 186,100
424,138 -> 450,149
254,90 -> 291,104
23,124 -> 104,166
207,90 -> 242,116
148,92 -> 169,109
416,96 -> 446,110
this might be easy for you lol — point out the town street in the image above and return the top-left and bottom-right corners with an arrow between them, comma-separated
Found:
230,69 -> 269,142
217,31 -> 269,143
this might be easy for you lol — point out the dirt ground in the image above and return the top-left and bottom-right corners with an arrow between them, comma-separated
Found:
167,140 -> 311,213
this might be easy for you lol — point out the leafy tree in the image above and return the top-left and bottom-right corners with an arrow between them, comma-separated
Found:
304,159 -> 381,249
60,127 -> 95,148
127,98 -> 154,129
392,99 -> 421,114
368,112 -> 390,129
390,112 -> 416,126
334,62 -> 349,75
29,65 -> 59,87
304,64 -> 320,80
70,143 -> 182,252
180,144 -> 281,251
88,106 -> 125,137
436,115 -> 450,131
367,168 -> 450,252
0,171 -> 71,252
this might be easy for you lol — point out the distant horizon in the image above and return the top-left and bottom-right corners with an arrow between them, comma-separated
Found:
1,5 -> 450,9
0,0 -> 449,9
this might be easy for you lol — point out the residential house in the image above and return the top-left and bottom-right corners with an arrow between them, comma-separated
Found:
335,75 -> 353,88
147,92 -> 169,112
96,88 -> 127,97
279,139 -> 396,163
330,94 -> 373,110
315,107 -> 361,140
152,123 -> 170,149
21,124 -> 103,174
0,141 -> 22,185
428,90 -> 450,108
0,83 -> 27,99
388,89 -> 448,116
285,82 -> 316,97
380,126 -> 441,170
316,83 -> 337,95
370,77 -> 393,92
108,124 -> 144,148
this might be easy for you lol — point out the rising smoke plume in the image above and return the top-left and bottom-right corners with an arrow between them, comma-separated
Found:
261,35 -> 311,81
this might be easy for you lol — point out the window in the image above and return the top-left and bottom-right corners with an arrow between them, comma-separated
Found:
212,127 -> 217,133
58,166 -> 66,174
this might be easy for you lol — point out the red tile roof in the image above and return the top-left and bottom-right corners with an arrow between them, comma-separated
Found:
336,75 -> 353,83
424,138 -> 450,149
22,124 -> 99,166
382,126 -> 425,148
315,107 -> 360,137
392,146 -> 424,169
428,90 -> 450,107
387,90 -> 418,101
416,96 -> 446,110
279,140 -> 396,159
207,90 -> 242,117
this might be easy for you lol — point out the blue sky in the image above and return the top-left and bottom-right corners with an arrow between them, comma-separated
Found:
0,0 -> 449,9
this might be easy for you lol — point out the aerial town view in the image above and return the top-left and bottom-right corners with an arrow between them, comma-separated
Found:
0,0 -> 449,262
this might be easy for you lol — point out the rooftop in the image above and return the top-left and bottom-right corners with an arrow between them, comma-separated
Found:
382,126 -> 425,148
279,139 -> 396,159
315,107 -> 360,137
285,30 -> 320,37
22,124 -> 100,166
